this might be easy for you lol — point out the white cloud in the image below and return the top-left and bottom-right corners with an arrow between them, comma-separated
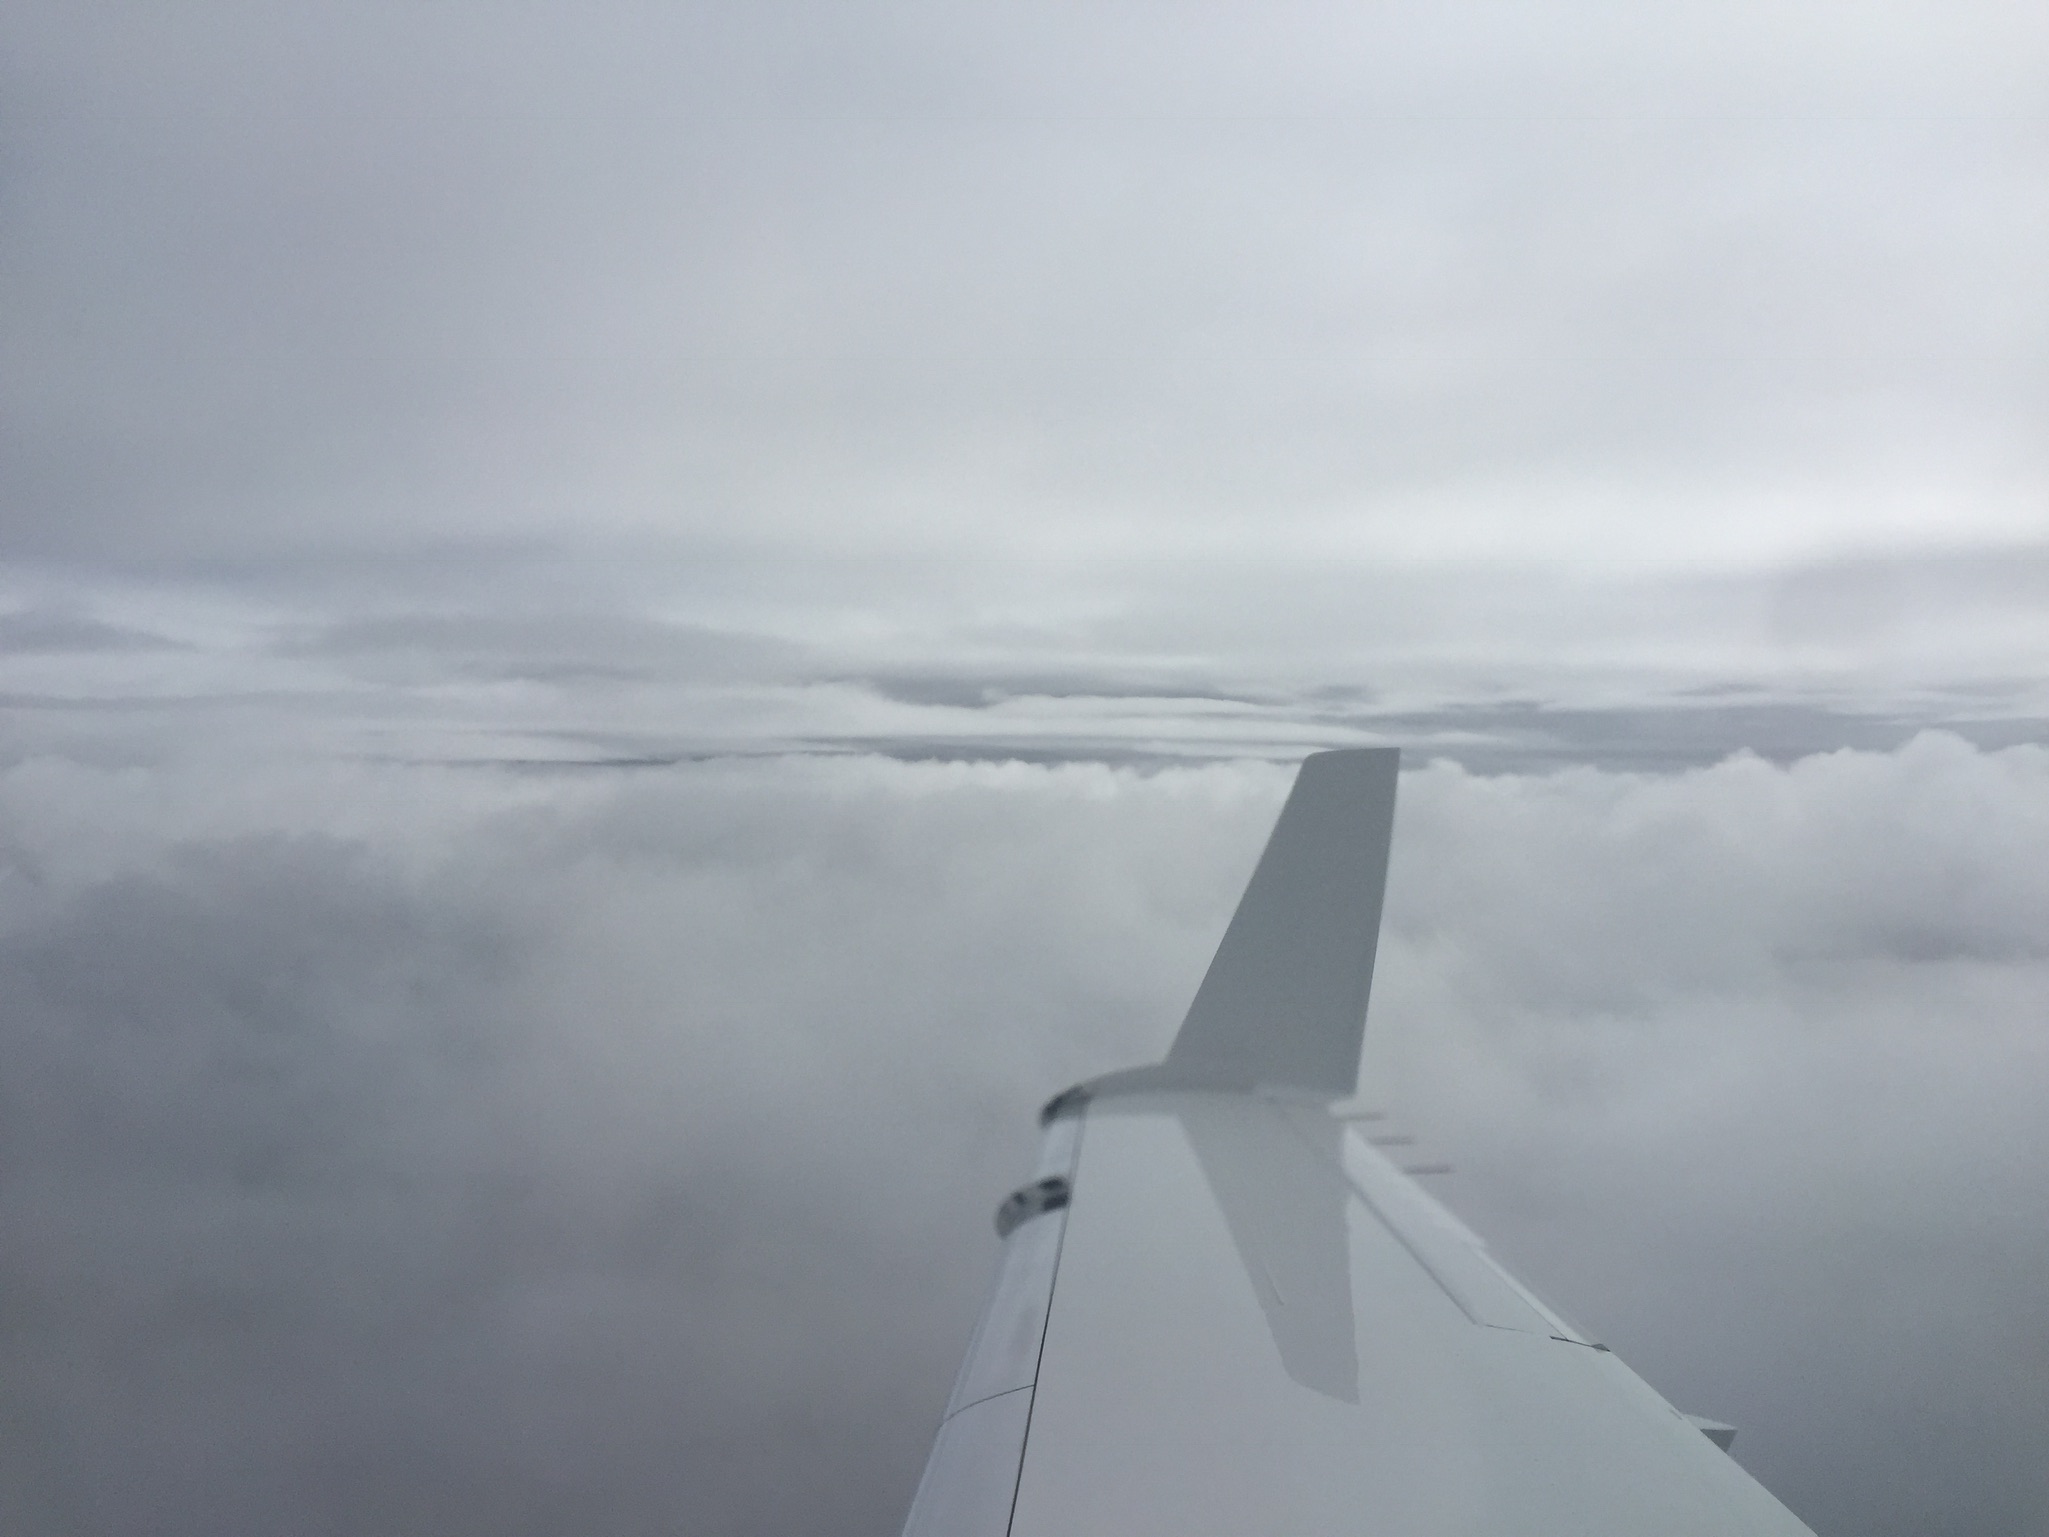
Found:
4,738 -> 2047,1533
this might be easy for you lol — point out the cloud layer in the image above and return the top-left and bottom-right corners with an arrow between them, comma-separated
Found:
5,737 -> 2047,1535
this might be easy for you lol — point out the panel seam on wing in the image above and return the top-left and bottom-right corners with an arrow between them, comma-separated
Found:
1002,1103 -> 1085,1537
940,1383 -> 1036,1426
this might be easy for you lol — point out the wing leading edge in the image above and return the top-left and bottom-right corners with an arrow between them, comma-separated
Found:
901,748 -> 1815,1537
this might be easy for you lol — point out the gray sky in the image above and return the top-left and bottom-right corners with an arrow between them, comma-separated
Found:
6,0 -> 2046,746
3,4 -> 2048,1535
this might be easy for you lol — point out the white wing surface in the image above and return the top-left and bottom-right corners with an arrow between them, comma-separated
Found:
902,748 -> 1814,1537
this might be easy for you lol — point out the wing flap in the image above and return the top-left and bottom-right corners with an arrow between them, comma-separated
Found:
1279,1106 -> 1593,1342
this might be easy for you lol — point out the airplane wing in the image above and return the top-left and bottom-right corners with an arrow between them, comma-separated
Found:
901,748 -> 1815,1537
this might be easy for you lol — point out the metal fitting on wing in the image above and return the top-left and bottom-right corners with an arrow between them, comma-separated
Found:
994,1175 -> 1072,1238
1039,1085 -> 1090,1124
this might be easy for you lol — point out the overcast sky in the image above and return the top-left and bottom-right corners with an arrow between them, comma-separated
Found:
3,4 -> 2047,1535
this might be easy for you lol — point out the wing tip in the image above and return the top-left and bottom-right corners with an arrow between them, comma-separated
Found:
1046,748 -> 1402,1115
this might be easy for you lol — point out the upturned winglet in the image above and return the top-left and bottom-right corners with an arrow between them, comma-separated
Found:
1167,747 -> 1400,1094
1046,748 -> 1400,1117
